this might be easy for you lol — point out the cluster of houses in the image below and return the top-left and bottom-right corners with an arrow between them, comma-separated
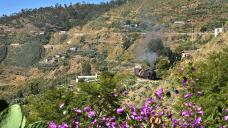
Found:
42,46 -> 78,64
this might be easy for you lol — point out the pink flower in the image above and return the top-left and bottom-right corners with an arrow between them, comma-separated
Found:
84,106 -> 91,112
184,93 -> 192,99
181,110 -> 191,117
224,116 -> 228,121
92,119 -> 98,125
73,108 -> 82,114
48,121 -> 57,128
184,102 -> 193,107
155,88 -> 164,99
120,121 -> 129,128
194,117 -> 202,125
88,111 -> 96,118
116,108 -> 124,114
59,122 -> 68,128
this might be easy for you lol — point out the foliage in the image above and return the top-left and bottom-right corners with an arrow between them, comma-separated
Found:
0,1 -> 126,31
96,50 -> 108,71
0,104 -> 26,128
122,33 -> 139,50
5,43 -> 44,67
156,56 -> 170,78
26,121 -> 48,128
81,62 -> 91,75
24,72 -> 121,124
174,48 -> 228,127
60,34 -> 68,43
0,45 -> 7,63
147,38 -> 164,55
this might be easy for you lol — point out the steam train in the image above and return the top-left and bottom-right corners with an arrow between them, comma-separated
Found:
134,65 -> 157,80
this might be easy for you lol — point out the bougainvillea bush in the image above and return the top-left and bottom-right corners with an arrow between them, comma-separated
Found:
48,87 -> 208,128
173,48 -> 228,127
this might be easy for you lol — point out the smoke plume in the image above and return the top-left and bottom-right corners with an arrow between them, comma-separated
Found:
134,4 -> 165,68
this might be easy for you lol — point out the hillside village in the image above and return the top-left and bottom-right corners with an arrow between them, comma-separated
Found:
0,0 -> 227,127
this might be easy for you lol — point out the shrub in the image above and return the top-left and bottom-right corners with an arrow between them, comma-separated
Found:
24,72 -> 121,124
82,62 -> 91,75
175,48 -> 228,127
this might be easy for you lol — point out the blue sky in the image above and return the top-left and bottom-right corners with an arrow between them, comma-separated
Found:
0,0 -> 111,16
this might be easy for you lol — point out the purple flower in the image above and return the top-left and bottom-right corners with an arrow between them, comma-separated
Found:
120,121 -> 129,128
174,89 -> 179,94
167,113 -> 172,119
102,116 -> 107,123
135,115 -> 143,121
184,102 -> 193,107
110,116 -> 116,122
59,122 -> 68,128
92,119 -> 97,125
73,108 -> 82,114
140,124 -> 145,128
224,116 -> 228,121
48,121 -> 58,128
194,117 -> 202,125
144,98 -> 155,107
171,119 -> 179,128
182,79 -> 187,85
84,106 -> 91,112
111,121 -> 117,128
116,108 -> 124,114
88,111 -> 96,118
181,110 -> 191,117
197,110 -> 204,115
184,93 -> 192,99
159,111 -> 164,117
59,103 -> 64,109
155,88 -> 164,99
72,120 -> 80,128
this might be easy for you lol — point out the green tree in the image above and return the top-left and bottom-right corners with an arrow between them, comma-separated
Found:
82,62 -> 91,75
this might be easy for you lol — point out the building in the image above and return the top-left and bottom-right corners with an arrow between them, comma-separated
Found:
60,31 -> 67,35
69,47 -> 77,52
43,45 -> 53,49
39,31 -> 45,35
214,28 -> 223,37
76,74 -> 98,83
174,21 -> 185,24
10,43 -> 20,47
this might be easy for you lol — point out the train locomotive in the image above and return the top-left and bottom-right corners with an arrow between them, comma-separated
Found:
134,65 -> 157,80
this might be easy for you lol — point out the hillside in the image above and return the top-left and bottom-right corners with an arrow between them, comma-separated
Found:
0,0 -> 227,127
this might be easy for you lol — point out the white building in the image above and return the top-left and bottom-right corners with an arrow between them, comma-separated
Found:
39,31 -> 45,35
69,47 -> 77,51
60,31 -> 67,35
11,43 -> 20,47
214,28 -> 223,37
174,21 -> 185,25
76,74 -> 98,83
